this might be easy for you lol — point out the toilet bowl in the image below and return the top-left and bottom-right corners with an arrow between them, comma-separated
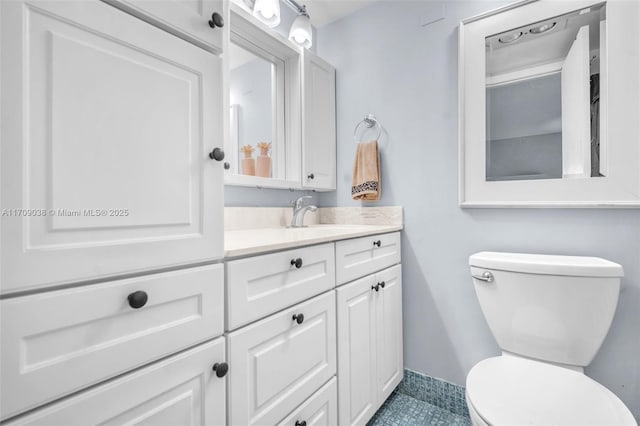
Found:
466,355 -> 636,425
467,252 -> 636,426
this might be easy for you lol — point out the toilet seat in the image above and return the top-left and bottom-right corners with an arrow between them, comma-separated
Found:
466,356 -> 636,426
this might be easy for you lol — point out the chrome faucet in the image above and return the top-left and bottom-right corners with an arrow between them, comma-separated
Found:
290,196 -> 317,228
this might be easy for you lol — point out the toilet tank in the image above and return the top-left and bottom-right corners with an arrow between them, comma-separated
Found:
469,252 -> 624,367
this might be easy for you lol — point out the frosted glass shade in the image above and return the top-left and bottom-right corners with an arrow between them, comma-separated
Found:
289,13 -> 312,48
253,0 -> 280,28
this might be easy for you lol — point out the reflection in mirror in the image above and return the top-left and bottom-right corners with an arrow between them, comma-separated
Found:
229,42 -> 276,178
485,3 -> 605,182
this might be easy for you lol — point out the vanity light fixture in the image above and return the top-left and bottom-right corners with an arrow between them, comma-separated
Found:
498,31 -> 523,43
252,0 -> 280,28
529,22 -> 556,34
286,0 -> 312,48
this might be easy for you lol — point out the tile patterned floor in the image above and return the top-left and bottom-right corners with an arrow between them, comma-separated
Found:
368,391 -> 472,426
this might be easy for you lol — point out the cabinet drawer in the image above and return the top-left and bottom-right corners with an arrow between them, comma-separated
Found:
0,265 -> 223,420
336,232 -> 401,285
226,243 -> 335,330
5,337 -> 227,426
279,378 -> 337,426
228,291 -> 336,426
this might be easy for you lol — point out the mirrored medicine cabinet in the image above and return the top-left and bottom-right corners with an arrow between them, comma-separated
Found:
459,0 -> 640,206
224,4 -> 337,191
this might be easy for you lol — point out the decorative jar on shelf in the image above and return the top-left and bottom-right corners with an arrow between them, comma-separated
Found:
240,145 -> 255,176
255,142 -> 272,178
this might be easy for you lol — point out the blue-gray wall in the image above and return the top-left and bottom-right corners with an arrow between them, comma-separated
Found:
315,1 -> 640,418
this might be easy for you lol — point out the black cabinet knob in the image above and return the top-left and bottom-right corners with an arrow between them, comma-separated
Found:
379,281 -> 386,289
292,313 -> 304,324
307,173 -> 314,180
373,240 -> 381,247
212,362 -> 228,378
371,284 -> 380,292
128,291 -> 148,309
290,258 -> 303,269
209,148 -> 225,161
295,421 -> 307,426
208,12 -> 224,28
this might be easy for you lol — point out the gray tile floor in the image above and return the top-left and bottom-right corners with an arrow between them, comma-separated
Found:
368,391 -> 472,426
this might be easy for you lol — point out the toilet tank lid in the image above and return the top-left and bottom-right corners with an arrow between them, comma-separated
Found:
469,252 -> 624,277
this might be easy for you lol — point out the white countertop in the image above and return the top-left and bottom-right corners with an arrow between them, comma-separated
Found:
224,224 -> 403,258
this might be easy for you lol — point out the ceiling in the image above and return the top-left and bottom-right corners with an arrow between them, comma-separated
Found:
293,0 -> 380,28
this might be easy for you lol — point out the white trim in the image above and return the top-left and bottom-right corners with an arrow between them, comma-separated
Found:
486,60 -> 562,87
458,0 -> 640,207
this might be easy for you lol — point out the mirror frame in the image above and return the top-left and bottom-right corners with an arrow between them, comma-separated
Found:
458,0 -> 640,207
224,4 -> 302,189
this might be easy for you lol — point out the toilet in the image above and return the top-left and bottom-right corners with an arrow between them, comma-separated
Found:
466,251 -> 637,426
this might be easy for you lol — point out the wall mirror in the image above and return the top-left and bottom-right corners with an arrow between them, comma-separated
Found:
459,0 -> 640,206
224,5 -> 302,189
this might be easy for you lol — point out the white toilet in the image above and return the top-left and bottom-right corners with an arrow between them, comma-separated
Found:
466,251 -> 637,426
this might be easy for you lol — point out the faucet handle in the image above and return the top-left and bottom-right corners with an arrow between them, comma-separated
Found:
293,195 -> 312,209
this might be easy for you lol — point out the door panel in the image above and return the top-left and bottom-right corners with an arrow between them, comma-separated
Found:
337,275 -> 378,426
376,265 -> 404,404
0,0 -> 224,294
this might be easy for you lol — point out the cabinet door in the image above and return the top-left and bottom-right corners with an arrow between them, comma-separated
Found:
337,275 -> 378,426
5,338 -> 227,426
301,50 -> 336,191
104,0 -> 225,54
376,265 -> 404,404
228,292 -> 336,426
0,0 -> 224,294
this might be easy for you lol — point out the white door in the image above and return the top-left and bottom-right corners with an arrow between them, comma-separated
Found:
6,338 -> 227,426
376,265 -> 404,404
228,292 -> 337,426
561,25 -> 591,178
0,0 -> 224,294
337,275 -> 378,426
104,0 -> 225,53
301,50 -> 336,190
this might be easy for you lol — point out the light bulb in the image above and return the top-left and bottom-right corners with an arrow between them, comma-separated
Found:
260,3 -> 274,19
294,33 -> 306,43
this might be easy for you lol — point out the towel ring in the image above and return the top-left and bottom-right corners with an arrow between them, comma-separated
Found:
354,113 -> 382,143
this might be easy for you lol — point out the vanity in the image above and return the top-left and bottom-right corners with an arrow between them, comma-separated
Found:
224,221 -> 403,426
1,205 -> 403,425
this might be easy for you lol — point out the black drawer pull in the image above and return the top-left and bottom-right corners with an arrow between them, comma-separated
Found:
208,12 -> 224,28
371,284 -> 380,292
290,258 -> 303,269
127,291 -> 148,309
209,147 -> 225,161
295,421 -> 307,426
373,240 -> 381,247
292,313 -> 304,324
379,281 -> 386,289
212,362 -> 228,378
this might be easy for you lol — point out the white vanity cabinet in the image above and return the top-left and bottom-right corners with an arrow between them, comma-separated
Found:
0,0 -> 227,423
336,258 -> 403,426
4,337 -> 228,426
301,50 -> 337,191
104,0 -> 225,53
0,0 -> 225,294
